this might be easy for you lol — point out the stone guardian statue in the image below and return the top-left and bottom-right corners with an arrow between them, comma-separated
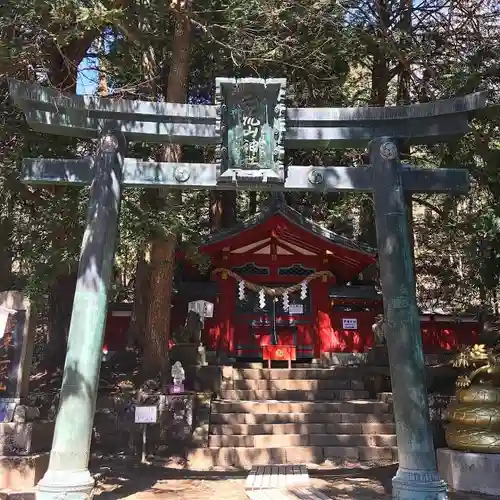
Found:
372,314 -> 387,346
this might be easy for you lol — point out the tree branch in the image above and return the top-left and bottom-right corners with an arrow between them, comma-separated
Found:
412,196 -> 444,217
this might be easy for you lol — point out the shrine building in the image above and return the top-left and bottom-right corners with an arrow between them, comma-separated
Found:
200,202 -> 379,362
105,202 -> 481,361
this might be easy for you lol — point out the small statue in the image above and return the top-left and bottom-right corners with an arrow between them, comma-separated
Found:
12,405 -> 40,423
171,361 -> 185,388
372,314 -> 387,346
185,310 -> 203,344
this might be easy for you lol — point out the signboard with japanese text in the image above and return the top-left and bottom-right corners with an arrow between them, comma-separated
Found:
288,304 -> 304,315
342,318 -> 358,330
134,406 -> 157,424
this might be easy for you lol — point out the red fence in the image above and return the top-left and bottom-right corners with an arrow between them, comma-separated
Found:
103,306 -> 482,356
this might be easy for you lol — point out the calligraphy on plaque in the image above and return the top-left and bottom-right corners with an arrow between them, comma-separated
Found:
216,77 -> 286,185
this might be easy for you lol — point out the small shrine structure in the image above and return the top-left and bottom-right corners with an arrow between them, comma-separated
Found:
200,199 -> 378,361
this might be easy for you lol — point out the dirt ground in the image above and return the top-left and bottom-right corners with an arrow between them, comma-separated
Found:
92,459 -> 495,500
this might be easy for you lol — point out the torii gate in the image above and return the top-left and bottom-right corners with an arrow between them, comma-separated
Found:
9,78 -> 486,500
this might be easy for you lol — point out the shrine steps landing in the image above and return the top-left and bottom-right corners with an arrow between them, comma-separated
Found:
189,366 -> 398,469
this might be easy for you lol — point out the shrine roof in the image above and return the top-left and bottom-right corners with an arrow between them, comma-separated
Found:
329,285 -> 382,301
201,201 -> 377,278
203,202 -> 375,253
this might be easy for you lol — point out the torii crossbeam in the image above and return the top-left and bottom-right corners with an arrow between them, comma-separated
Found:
8,78 -> 487,500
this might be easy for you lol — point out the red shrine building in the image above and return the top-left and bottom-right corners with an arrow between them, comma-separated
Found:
103,203 -> 481,360
200,204 -> 380,360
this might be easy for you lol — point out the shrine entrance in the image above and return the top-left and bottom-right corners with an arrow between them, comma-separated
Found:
234,285 -> 313,360
9,76 -> 487,500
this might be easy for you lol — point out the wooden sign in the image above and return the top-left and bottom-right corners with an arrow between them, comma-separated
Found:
134,406 -> 157,424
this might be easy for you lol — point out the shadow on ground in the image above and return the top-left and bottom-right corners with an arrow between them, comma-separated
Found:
93,462 -> 249,500
92,462 -> 396,500
92,461 -> 497,500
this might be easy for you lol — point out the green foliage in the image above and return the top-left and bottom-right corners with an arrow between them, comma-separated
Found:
1,0 -> 500,327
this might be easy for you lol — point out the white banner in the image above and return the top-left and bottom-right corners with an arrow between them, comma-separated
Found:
188,300 -> 214,319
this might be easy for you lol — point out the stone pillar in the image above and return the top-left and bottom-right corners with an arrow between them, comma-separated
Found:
37,130 -> 126,500
0,291 -> 35,403
369,138 -> 447,500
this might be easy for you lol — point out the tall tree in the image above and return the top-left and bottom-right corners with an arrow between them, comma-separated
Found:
142,1 -> 193,379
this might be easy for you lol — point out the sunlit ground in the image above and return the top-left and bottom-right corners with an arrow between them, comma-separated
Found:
92,461 -> 495,500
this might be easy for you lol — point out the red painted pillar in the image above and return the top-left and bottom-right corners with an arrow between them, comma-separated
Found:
216,277 -> 236,357
313,280 -> 332,358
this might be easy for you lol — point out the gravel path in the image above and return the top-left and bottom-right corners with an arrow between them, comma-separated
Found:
93,460 -> 495,500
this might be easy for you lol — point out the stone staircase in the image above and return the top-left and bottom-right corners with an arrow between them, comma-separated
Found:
190,366 -> 398,468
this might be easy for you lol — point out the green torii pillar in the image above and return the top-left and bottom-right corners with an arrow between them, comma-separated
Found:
8,78 -> 486,500
36,129 -> 126,499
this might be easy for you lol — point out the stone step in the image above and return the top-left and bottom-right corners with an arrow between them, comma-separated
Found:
219,389 -> 370,401
232,368 -> 363,381
209,433 -> 397,448
232,379 -> 365,391
210,411 -> 395,425
232,362 -> 267,369
233,362 -> 314,369
211,400 -> 392,415
210,422 -> 396,435
187,446 -> 398,469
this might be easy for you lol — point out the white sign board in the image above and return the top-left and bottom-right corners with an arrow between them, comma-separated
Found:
188,300 -> 214,318
342,318 -> 358,330
288,304 -> 304,315
134,406 -> 157,424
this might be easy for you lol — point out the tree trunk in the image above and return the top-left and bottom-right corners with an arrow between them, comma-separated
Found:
249,192 -> 257,215
43,272 -> 77,372
142,8 -> 192,380
143,233 -> 177,379
396,0 -> 416,282
359,0 -> 392,281
42,35 -> 96,373
0,198 -> 13,290
128,245 -> 150,349
49,33 -> 97,91
210,191 -> 237,231
210,192 -> 222,231
221,192 -> 237,228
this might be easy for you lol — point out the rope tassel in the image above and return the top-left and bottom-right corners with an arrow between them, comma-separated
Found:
238,280 -> 245,300
283,290 -> 290,311
211,268 -> 333,298
259,289 -> 266,309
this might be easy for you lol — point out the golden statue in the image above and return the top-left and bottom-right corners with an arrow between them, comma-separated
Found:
444,343 -> 500,453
